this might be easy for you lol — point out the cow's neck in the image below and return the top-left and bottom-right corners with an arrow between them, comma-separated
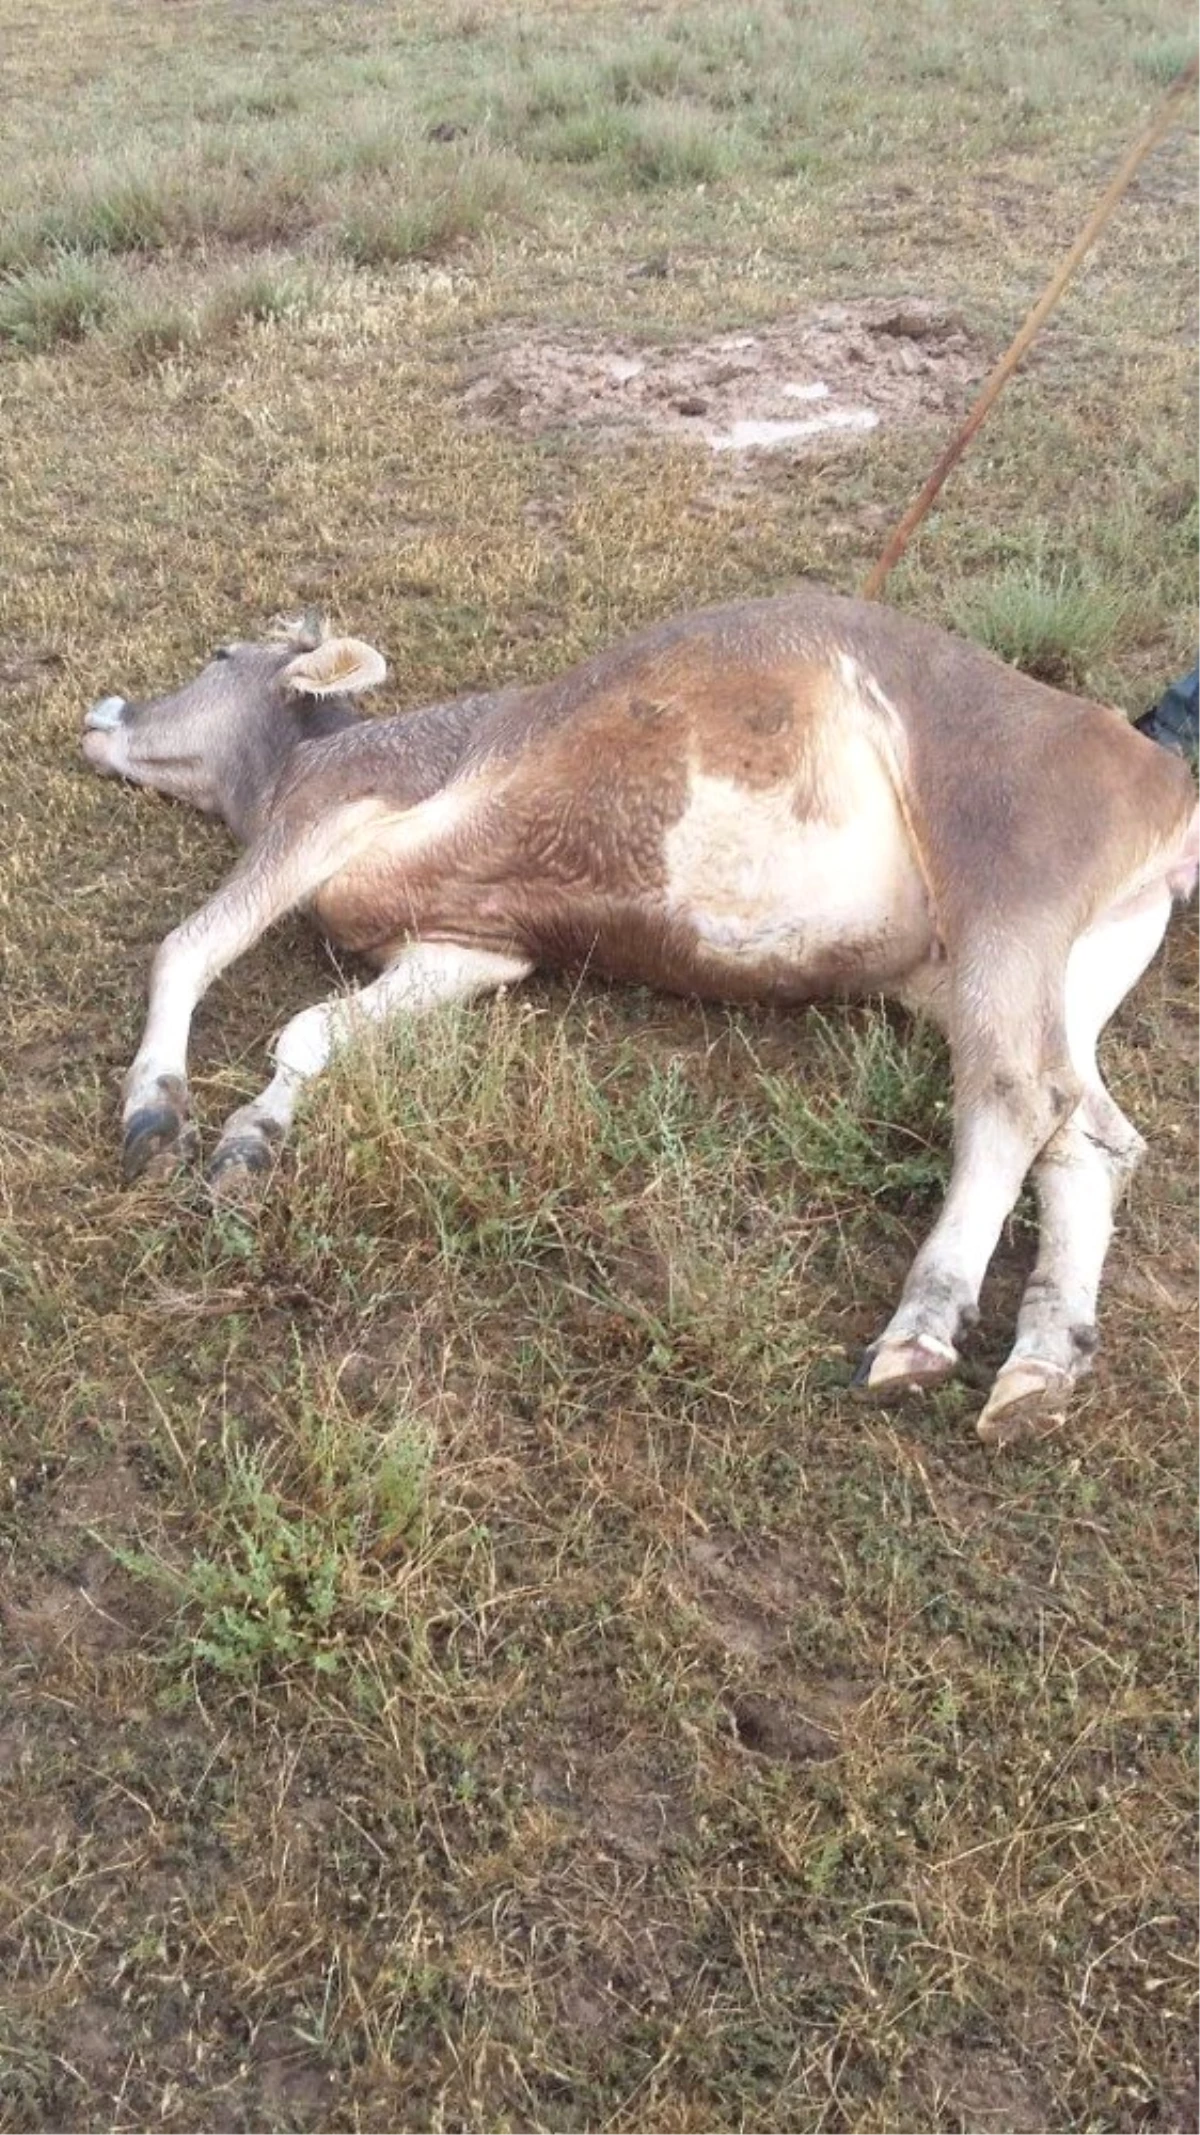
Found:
220,694 -> 367,843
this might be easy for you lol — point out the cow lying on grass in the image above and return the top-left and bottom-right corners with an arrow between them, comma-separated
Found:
83,591 -> 1197,1441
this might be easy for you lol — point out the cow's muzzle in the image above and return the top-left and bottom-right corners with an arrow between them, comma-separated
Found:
85,695 -> 128,732
82,695 -> 129,772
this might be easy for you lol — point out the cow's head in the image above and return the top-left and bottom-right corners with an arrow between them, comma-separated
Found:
82,616 -> 387,832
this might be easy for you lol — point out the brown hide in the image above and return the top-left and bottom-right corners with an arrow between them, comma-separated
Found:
291,590 -> 1193,998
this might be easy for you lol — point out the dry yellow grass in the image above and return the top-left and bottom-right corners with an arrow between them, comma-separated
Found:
1,1 -> 1196,2129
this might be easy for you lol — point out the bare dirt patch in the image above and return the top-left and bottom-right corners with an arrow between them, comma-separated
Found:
0,1459 -> 150,1658
462,302 -> 983,458
530,1742 -> 695,1865
915,2040 -> 1057,2135
249,2021 -> 340,2125
1,1567 -> 134,1658
677,1526 -> 846,1661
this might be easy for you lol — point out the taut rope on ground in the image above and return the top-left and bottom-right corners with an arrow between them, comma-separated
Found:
861,54 -> 1199,601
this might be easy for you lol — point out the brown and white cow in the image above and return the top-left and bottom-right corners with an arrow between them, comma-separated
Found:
83,591 -> 1197,1441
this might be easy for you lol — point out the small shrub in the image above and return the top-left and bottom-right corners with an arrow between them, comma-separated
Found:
0,211 -> 42,275
510,54 -> 597,122
202,266 -> 313,335
339,151 -> 527,264
0,253 -> 114,349
531,105 -> 635,167
605,38 -> 690,105
37,168 -> 185,256
189,153 -> 320,248
443,2 -> 487,35
950,559 -> 1128,690
117,1385 -> 433,1684
1133,36 -> 1197,86
119,301 -> 197,365
315,119 -> 413,182
623,104 -> 734,187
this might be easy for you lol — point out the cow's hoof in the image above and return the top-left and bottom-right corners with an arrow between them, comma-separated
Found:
852,1332 -> 959,1398
976,1361 -> 1071,1445
205,1136 -> 274,1205
122,1106 -> 196,1184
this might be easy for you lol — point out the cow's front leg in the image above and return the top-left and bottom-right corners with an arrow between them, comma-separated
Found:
122,911 -> 241,1182
206,941 -> 534,1199
122,817 -> 362,1182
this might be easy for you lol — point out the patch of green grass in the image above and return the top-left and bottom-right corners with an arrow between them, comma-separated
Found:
338,149 -> 530,264
506,52 -> 599,122
117,1364 -> 434,1686
605,35 -> 693,106
196,76 -> 304,122
263,999 -> 935,1437
0,153 -> 311,267
299,115 -> 415,184
201,263 -> 315,333
623,102 -> 737,188
1133,33 -> 1197,83
761,1014 -> 949,1209
281,1000 -> 620,1282
0,251 -> 115,348
529,102 -> 637,167
949,554 -> 1131,690
27,164 -> 189,258
117,298 -> 198,365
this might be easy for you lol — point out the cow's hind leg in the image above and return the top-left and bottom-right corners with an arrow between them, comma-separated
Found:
977,888 -> 1172,1443
857,938 -> 1079,1400
206,941 -> 533,1198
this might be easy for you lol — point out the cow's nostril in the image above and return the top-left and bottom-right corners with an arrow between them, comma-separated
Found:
85,695 -> 128,731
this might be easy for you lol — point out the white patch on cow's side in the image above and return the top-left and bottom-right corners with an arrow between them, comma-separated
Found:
663,737 -> 929,981
709,408 -> 878,452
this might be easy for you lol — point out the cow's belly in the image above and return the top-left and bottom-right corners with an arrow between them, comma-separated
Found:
312,756 -> 933,1003
656,768 -> 932,995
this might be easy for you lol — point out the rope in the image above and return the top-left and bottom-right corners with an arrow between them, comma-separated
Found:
860,55 -> 1199,602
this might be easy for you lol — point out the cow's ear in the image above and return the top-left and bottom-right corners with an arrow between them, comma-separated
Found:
281,638 -> 387,697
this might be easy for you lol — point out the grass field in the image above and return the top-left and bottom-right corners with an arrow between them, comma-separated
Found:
1,1 -> 1197,2129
